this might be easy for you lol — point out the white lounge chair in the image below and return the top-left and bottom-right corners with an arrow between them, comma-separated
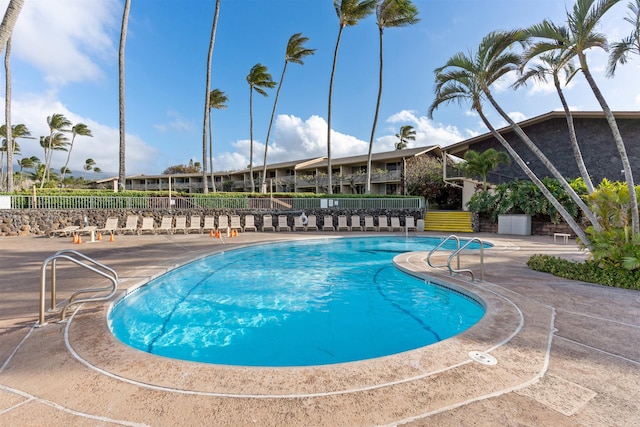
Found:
293,215 -> 306,231
277,215 -> 290,232
217,215 -> 229,234
322,215 -> 334,231
157,216 -> 174,234
350,215 -> 362,231
363,215 -> 376,231
378,215 -> 390,232
139,217 -> 155,234
230,215 -> 242,233
405,216 -> 417,232
337,215 -> 350,231
244,215 -> 257,232
306,215 -> 319,231
186,215 -> 202,234
173,216 -> 187,234
390,217 -> 403,232
202,216 -> 216,233
262,215 -> 275,232
49,225 -> 79,238
76,225 -> 97,236
118,215 -> 139,235
98,217 -> 119,235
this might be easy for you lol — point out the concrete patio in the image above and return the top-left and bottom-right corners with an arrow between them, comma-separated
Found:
1,231 -> 638,426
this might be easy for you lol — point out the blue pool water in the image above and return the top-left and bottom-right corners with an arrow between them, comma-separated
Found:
109,236 -> 485,366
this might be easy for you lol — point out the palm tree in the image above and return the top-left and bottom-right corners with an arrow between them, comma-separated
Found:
526,0 -> 639,234
61,123 -> 92,183
395,125 -> 416,150
4,36 -> 12,192
0,0 -> 24,55
261,33 -> 316,193
246,63 -> 276,192
607,0 -> 640,75
0,123 -> 30,190
42,113 -> 71,188
118,0 -> 131,191
515,51 -> 595,193
208,88 -> 228,192
202,0 -> 221,194
328,0 -> 377,194
83,158 -> 96,180
366,0 -> 419,193
462,148 -> 511,191
17,155 -> 37,188
428,33 -> 593,247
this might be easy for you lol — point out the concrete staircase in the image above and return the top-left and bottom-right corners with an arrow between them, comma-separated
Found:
424,211 -> 474,233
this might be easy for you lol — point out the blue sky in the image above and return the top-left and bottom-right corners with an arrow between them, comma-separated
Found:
1,0 -> 639,177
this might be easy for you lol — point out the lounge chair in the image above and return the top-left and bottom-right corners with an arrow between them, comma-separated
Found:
139,217 -> 155,234
202,216 -> 215,233
186,215 -> 202,234
118,215 -> 139,235
230,215 -> 242,233
405,216 -> 417,232
217,215 -> 229,234
49,225 -> 79,238
173,216 -> 187,234
262,215 -> 275,232
244,215 -> 257,232
293,215 -> 306,231
363,215 -> 376,231
350,215 -> 362,231
157,216 -> 174,234
378,215 -> 390,232
98,217 -> 119,235
277,215 -> 290,232
322,215 -> 335,231
337,215 -> 350,231
306,214 -> 319,231
76,225 -> 97,236
390,217 -> 403,232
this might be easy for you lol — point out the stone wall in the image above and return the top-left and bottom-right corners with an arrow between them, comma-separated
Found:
478,217 -> 575,236
0,209 -> 425,236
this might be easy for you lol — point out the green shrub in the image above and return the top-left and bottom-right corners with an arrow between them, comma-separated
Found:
527,254 -> 640,290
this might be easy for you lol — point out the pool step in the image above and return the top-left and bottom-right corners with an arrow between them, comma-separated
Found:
424,211 -> 474,233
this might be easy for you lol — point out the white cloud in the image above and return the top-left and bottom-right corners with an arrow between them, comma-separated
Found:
387,110 -> 467,147
508,111 -> 527,123
153,110 -> 194,133
3,0 -> 120,86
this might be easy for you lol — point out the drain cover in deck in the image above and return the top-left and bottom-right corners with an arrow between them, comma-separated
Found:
469,351 -> 497,366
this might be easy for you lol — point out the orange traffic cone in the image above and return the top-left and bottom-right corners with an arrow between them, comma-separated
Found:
215,230 -> 220,238
97,232 -> 102,241
77,235 -> 83,244
109,233 -> 115,242
72,234 -> 78,243
209,229 -> 214,237
233,229 -> 238,237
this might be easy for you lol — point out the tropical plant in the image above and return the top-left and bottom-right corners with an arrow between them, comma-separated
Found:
516,51 -> 594,193
607,0 -> 640,76
42,113 -> 71,188
327,0 -> 377,194
3,35 -> 12,192
0,0 -> 24,56
462,148 -> 511,190
208,88 -> 227,193
428,30 -> 592,246
202,0 -> 221,194
246,63 -> 276,192
17,155 -> 38,187
82,158 -> 96,180
118,0 -> 131,191
395,125 -> 415,150
261,32 -> 316,193
0,123 -> 30,190
60,122 -> 92,183
525,0 -> 639,235
366,0 -> 419,193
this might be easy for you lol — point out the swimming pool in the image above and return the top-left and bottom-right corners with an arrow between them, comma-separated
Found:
109,236 -> 485,367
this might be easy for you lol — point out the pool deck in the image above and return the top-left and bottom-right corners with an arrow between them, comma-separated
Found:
1,231 -> 639,426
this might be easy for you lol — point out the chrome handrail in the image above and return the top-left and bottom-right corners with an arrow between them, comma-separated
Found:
447,238 -> 486,282
425,235 -> 461,270
38,250 -> 118,326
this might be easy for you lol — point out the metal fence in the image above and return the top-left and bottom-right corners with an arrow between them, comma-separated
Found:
3,195 -> 425,211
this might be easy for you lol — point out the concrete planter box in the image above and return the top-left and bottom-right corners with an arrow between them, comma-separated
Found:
498,214 -> 531,235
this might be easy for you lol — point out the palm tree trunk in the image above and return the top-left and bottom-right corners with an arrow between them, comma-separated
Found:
484,88 -> 602,231
202,0 -> 220,194
261,62 -> 287,193
366,27 -> 384,194
327,25 -> 345,195
249,87 -> 254,193
209,110 -> 215,192
118,0 -> 131,192
0,0 -> 23,57
4,36 -> 13,192
478,108 -> 591,247
60,134 -> 76,184
579,54 -> 639,235
554,75 -> 594,193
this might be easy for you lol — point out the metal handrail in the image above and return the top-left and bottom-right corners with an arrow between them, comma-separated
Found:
447,238 -> 486,282
426,235 -> 461,270
38,250 -> 118,326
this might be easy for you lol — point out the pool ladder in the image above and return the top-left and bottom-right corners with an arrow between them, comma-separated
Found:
425,235 -> 486,282
37,249 -> 119,326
